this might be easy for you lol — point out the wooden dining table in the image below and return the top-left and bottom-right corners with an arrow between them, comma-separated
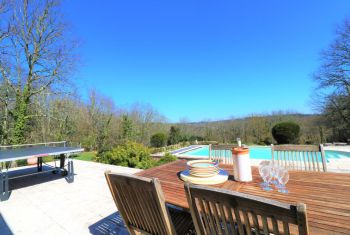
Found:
136,160 -> 350,235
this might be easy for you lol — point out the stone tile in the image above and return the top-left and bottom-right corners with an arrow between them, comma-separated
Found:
0,160 -> 142,235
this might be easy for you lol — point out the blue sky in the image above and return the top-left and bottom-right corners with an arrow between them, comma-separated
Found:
63,1 -> 350,122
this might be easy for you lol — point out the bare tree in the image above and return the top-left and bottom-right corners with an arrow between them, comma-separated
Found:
128,103 -> 167,145
0,1 -> 8,41
0,0 -> 10,144
313,19 -> 350,141
81,90 -> 115,151
0,0 -> 77,143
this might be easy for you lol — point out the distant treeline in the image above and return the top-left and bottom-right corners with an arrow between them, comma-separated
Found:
171,113 -> 328,146
0,88 -> 332,150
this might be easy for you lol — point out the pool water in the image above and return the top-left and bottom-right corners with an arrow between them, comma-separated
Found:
179,146 -> 350,161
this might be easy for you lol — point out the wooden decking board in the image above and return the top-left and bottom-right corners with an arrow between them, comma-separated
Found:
238,188 -> 350,209
136,160 -> 350,234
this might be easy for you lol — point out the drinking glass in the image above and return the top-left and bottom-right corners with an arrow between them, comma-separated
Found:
274,166 -> 284,189
269,162 -> 280,185
260,165 -> 273,191
277,168 -> 289,193
258,161 -> 270,187
259,160 -> 270,169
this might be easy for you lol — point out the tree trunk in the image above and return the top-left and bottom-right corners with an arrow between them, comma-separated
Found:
1,85 -> 10,145
2,100 -> 8,145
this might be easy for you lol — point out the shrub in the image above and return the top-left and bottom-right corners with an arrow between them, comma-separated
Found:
272,122 -> 300,144
16,159 -> 28,167
150,141 -> 190,154
180,135 -> 189,142
197,140 -> 218,145
189,135 -> 204,142
155,153 -> 177,166
96,141 -> 155,169
262,137 -> 273,145
150,133 -> 167,147
168,126 -> 181,145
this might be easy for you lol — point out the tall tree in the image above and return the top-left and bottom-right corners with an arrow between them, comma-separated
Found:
0,0 -> 77,144
313,19 -> 350,141
0,1 -> 8,42
82,90 -> 114,151
121,114 -> 134,141
168,125 -> 181,145
129,103 -> 166,145
0,0 -> 10,144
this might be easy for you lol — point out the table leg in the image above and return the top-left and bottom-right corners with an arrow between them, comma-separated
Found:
68,159 -> 74,175
59,154 -> 65,169
0,170 -> 9,201
67,159 -> 74,183
37,157 -> 43,172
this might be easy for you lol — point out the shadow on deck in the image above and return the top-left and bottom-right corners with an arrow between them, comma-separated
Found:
0,214 -> 13,235
7,165 -> 75,191
89,212 -> 128,235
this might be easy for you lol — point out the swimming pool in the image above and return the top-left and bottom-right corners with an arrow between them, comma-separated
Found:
178,146 -> 350,161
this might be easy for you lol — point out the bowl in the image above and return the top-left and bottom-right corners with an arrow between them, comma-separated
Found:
187,160 -> 219,178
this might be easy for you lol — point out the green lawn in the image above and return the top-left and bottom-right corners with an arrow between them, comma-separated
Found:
75,151 -> 96,162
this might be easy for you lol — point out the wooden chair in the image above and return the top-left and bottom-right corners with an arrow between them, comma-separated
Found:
185,183 -> 309,235
209,144 -> 236,165
271,144 -> 327,172
105,171 -> 194,235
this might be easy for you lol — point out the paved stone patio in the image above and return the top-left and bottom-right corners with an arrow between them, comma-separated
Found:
0,160 -> 141,235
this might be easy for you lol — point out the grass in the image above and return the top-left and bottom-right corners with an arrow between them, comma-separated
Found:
15,152 -> 96,167
75,151 -> 96,162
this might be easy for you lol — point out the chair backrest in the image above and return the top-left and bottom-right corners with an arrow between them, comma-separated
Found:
271,144 -> 327,172
185,183 -> 309,235
209,144 -> 236,165
105,171 -> 176,235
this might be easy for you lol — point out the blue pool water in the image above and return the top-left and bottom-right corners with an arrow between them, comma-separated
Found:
179,146 -> 350,161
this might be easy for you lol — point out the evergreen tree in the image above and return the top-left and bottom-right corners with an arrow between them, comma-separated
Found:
168,126 -> 181,145
121,115 -> 134,140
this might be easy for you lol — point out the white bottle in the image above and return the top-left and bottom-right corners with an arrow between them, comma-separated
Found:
237,138 -> 242,147
232,147 -> 252,182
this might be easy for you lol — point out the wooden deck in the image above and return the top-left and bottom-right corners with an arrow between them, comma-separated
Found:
136,160 -> 350,235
